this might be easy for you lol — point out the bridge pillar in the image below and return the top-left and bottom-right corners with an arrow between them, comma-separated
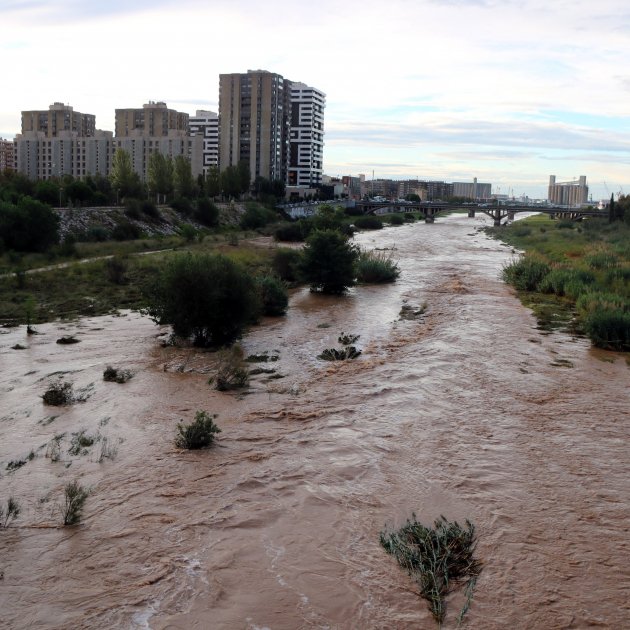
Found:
425,215 -> 435,223
507,211 -> 515,221
468,208 -> 476,218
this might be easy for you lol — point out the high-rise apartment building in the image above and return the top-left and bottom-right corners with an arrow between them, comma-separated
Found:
115,101 -> 189,137
189,110 -> 219,175
21,102 -> 95,138
0,138 -> 15,172
548,175 -> 588,206
288,82 -> 325,187
219,70 -> 289,183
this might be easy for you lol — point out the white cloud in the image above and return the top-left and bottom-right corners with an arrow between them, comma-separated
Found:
2,0 -> 630,196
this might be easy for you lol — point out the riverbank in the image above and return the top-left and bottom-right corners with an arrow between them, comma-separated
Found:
486,215 -> 630,352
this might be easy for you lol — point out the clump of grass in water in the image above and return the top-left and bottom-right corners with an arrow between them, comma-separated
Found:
380,514 -> 482,626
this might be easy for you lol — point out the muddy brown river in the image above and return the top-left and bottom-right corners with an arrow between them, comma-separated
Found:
1,214 -> 628,629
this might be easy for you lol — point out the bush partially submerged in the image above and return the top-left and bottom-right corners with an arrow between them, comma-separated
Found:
318,332 -> 362,361
257,275 -> 289,316
211,347 -> 249,391
1,497 -> 20,528
380,514 -> 482,626
43,381 -> 74,406
103,366 -> 133,383
175,411 -> 221,449
356,249 -> 401,284
61,480 -> 89,526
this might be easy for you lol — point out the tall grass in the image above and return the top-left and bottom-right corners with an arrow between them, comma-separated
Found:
356,250 -> 400,283
501,255 -> 550,291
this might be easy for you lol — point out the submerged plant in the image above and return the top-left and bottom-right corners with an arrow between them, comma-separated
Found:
1,497 -> 21,528
175,411 -> 221,450
380,514 -> 482,626
42,381 -> 74,406
61,481 -> 89,526
103,365 -> 133,383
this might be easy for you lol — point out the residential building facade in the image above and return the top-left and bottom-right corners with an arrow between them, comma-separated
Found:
0,138 -> 14,172
219,70 -> 289,183
188,110 -> 219,175
288,82 -> 325,187
14,130 -> 113,180
21,102 -> 95,138
115,102 -> 189,138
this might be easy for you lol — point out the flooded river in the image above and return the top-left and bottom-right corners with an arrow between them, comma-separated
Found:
1,214 -> 628,629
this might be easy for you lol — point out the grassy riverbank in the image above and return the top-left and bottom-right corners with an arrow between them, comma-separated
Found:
0,234 -> 276,326
486,215 -> 630,351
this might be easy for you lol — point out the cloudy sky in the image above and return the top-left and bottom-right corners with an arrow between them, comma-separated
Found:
2,0 -> 630,199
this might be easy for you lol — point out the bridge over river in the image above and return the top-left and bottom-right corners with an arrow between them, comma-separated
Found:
354,200 -> 607,226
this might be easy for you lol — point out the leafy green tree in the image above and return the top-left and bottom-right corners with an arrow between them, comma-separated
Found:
195,197 -> 219,227
220,166 -> 241,199
110,149 -> 142,200
145,253 -> 261,346
174,155 -> 196,199
300,229 -> 358,294
0,197 -> 59,252
206,166 -> 221,198
237,161 -> 250,195
65,180 -> 93,206
147,152 -> 174,203
34,180 -> 61,206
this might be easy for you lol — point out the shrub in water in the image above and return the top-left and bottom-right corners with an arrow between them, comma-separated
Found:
43,381 -> 73,406
212,347 -> 249,391
356,249 -> 400,284
582,308 -> 630,351
145,252 -> 261,346
300,229 -> 358,294
354,215 -> 383,230
175,411 -> 221,449
62,480 -> 89,526
501,255 -> 550,291
257,275 -> 289,316
389,214 -> 404,225
1,497 -> 20,528
380,514 -> 482,625
103,365 -> 133,383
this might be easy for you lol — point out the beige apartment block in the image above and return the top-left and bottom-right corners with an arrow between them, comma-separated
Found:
219,70 -> 289,183
0,138 -> 15,172
21,102 -> 95,138
115,102 -> 189,137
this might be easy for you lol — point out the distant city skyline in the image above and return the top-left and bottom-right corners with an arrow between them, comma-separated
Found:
2,0 -> 630,200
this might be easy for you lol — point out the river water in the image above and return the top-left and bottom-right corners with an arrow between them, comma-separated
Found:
1,214 -> 628,629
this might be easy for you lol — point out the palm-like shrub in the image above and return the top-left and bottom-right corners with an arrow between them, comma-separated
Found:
356,250 -> 400,283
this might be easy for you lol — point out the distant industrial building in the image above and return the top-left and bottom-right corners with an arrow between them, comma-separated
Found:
21,102 -> 95,138
548,175 -> 588,206
452,178 -> 492,200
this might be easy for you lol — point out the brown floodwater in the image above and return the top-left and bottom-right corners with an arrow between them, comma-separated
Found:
1,214 -> 628,629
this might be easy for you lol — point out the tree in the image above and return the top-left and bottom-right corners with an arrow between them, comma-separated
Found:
65,180 -> 93,206
173,155 -> 196,199
220,166 -> 241,199
145,253 -> 261,346
33,180 -> 61,206
237,161 -> 250,195
0,197 -> 59,252
147,152 -> 174,203
300,229 -> 358,294
110,149 -> 142,200
195,197 -> 219,227
206,166 -> 221,198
